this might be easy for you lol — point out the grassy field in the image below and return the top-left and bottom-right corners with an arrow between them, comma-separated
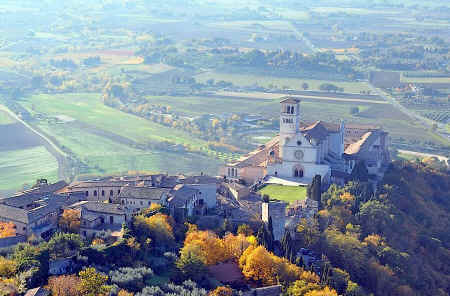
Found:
0,146 -> 58,192
19,93 -> 208,150
258,184 -> 307,203
36,121 -> 222,176
149,94 -> 448,148
146,95 -> 279,117
195,72 -> 372,93
0,110 -> 15,124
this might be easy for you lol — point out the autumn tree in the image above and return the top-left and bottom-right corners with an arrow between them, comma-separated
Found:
132,213 -> 174,248
78,267 -> 109,296
208,286 -> 233,296
296,219 -> 320,248
118,290 -> 134,296
176,243 -> 207,281
0,256 -> 16,278
47,275 -> 80,296
305,287 -> 338,296
0,222 -> 16,238
237,224 -> 253,236
183,230 -> 229,265
239,245 -> 303,286
58,209 -> 81,233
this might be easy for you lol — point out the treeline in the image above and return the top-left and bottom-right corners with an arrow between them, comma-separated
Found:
138,45 -> 362,80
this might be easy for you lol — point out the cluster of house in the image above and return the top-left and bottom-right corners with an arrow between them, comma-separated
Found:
0,175 -> 220,242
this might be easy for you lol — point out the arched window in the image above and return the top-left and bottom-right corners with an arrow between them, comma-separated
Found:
85,191 -> 89,197
110,190 -> 114,196
102,190 -> 105,196
94,190 -> 97,197
293,166 -> 304,178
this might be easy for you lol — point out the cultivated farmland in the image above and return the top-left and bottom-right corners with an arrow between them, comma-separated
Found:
0,146 -> 58,192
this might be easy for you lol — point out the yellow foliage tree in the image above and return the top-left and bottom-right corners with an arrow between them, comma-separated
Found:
239,245 -> 305,286
118,290 -> 134,296
208,286 -> 233,296
133,213 -> 174,246
223,233 -> 253,260
305,287 -> 338,296
184,230 -> 229,265
59,209 -> 81,233
0,256 -> 16,278
0,222 -> 16,238
78,267 -> 109,296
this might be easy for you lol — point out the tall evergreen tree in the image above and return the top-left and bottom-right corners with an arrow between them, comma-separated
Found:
267,216 -> 275,249
308,174 -> 322,209
350,160 -> 369,182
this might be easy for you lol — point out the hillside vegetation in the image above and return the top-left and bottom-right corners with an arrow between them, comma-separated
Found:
310,161 -> 450,296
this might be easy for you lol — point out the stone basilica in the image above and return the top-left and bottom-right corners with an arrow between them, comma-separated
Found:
222,97 -> 390,185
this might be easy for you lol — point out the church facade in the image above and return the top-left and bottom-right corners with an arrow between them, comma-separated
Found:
221,97 -> 390,185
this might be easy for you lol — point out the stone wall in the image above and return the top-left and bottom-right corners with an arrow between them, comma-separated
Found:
262,201 -> 287,241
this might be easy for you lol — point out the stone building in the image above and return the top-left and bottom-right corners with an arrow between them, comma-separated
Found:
68,201 -> 126,239
222,97 -> 390,185
261,200 -> 287,241
118,186 -> 171,215
60,180 -> 129,203
0,191 -> 81,238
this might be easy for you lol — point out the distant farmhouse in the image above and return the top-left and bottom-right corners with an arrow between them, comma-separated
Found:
222,97 -> 390,185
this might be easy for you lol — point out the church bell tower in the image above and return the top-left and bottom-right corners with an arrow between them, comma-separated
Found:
280,97 -> 301,137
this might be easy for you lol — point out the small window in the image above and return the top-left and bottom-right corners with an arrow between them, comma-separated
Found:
121,200 -> 124,204
118,190 -> 121,195
297,140 -> 302,146
85,191 -> 89,197
102,190 -> 105,196
94,190 -> 97,197
140,201 -> 143,206
110,190 -> 114,196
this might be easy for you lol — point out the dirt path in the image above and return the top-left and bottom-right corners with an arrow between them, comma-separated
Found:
214,91 -> 389,104
0,104 -> 68,180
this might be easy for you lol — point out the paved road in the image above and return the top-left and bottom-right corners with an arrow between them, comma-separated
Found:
288,22 -> 318,54
368,84 -> 450,142
214,91 -> 389,104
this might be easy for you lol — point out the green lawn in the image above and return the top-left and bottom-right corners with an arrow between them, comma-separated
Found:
0,110 -> 15,125
19,93 -> 208,150
0,146 -> 58,192
195,72 -> 372,93
258,184 -> 307,203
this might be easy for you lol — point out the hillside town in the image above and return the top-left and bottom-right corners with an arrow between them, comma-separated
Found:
0,97 -> 396,296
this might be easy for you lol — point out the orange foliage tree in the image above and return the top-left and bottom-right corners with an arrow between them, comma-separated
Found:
208,286 -> 233,296
0,222 -> 16,238
239,245 -> 304,286
58,209 -> 81,233
182,230 -> 256,266
47,275 -> 80,296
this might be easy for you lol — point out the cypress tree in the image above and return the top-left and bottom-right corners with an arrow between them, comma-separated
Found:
350,160 -> 369,182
